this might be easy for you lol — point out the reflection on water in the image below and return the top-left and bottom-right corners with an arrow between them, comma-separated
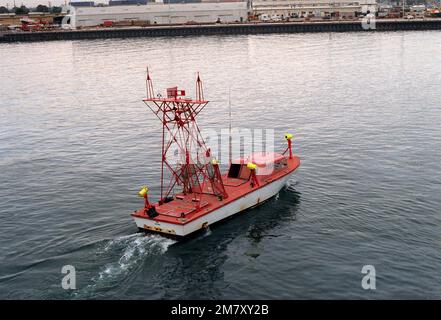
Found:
247,185 -> 301,244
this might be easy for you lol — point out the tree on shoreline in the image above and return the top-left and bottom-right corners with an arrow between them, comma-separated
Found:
0,6 -> 9,13
51,6 -> 62,14
14,5 -> 30,15
36,5 -> 49,13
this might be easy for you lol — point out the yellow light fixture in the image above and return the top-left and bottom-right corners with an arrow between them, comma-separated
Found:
138,186 -> 149,198
247,162 -> 257,170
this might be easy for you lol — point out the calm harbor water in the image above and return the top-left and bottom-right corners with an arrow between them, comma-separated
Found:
1,31 -> 441,299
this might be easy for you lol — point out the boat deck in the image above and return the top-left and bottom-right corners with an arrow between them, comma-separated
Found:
131,155 -> 300,225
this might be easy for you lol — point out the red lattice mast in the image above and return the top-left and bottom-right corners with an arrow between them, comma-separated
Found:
143,70 -> 228,209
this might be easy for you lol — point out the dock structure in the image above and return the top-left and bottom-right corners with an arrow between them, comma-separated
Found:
2,19 -> 441,43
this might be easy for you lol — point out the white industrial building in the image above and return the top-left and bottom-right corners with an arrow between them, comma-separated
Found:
252,0 -> 378,19
68,1 -> 249,28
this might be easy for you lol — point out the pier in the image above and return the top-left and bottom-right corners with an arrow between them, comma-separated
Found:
2,19 -> 441,43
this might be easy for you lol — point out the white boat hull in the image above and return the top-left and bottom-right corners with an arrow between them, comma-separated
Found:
133,171 -> 295,237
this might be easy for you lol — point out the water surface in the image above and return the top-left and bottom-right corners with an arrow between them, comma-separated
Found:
1,31 -> 441,299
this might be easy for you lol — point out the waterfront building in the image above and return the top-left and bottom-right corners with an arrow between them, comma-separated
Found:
0,13 -> 19,26
69,1 -> 95,7
68,1 -> 248,28
109,0 -> 149,5
0,12 -> 62,26
251,0 -> 378,20
377,4 -> 392,18
410,5 -> 425,18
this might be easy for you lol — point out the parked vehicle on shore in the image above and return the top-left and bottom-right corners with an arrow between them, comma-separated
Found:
271,15 -> 282,22
259,14 -> 270,22
20,18 -> 42,32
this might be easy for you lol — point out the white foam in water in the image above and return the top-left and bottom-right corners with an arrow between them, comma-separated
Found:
284,180 -> 298,192
90,233 -> 175,287
103,233 -> 139,252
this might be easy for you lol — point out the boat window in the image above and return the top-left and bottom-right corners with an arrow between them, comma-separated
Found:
228,164 -> 241,178
228,164 -> 252,180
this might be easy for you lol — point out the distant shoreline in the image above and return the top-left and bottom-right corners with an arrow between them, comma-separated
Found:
2,19 -> 441,43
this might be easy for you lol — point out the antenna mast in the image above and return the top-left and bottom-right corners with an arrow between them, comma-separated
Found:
143,71 -> 228,209
146,67 -> 154,99
228,86 -> 232,164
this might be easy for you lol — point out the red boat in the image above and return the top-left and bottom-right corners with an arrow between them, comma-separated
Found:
131,70 -> 300,237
